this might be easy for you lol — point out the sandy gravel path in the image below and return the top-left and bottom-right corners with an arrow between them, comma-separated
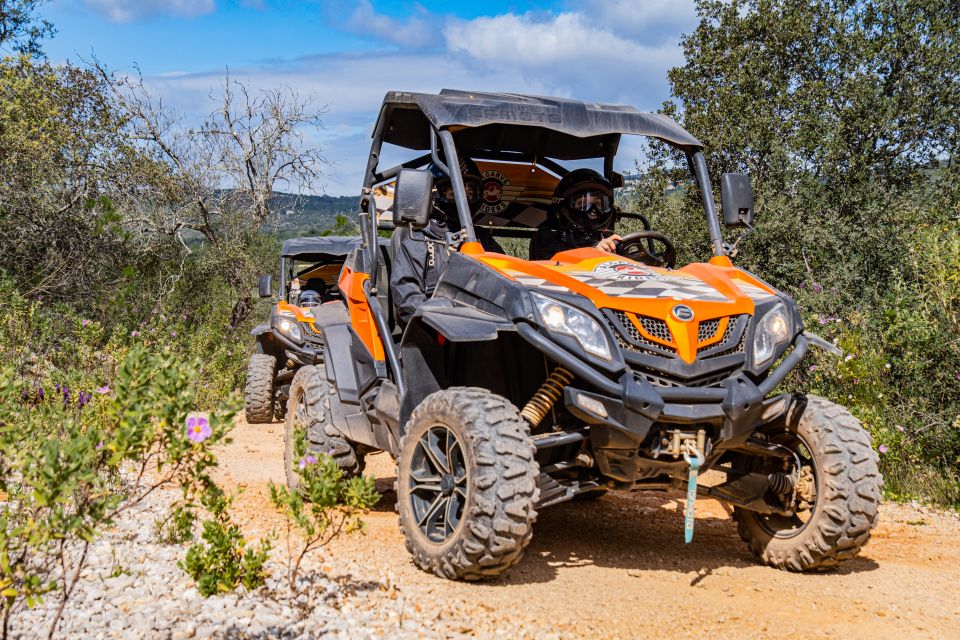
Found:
216,418 -> 960,640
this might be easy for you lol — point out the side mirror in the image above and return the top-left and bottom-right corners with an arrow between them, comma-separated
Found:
609,171 -> 625,189
258,274 -> 273,299
393,168 -> 433,229
720,173 -> 754,227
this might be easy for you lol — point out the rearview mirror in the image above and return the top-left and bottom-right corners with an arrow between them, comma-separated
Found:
393,168 -> 433,229
258,274 -> 273,299
720,173 -> 754,227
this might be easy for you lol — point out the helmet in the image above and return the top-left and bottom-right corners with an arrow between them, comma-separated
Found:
553,168 -> 615,233
429,157 -> 483,223
298,289 -> 322,308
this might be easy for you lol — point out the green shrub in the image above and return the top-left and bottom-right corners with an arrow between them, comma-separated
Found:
180,486 -> 271,597
269,428 -> 378,590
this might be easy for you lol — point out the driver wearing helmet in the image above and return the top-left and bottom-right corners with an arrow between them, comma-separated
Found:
529,168 -> 621,261
391,158 -> 503,327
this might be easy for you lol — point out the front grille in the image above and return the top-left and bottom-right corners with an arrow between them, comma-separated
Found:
698,318 -> 720,342
604,310 -> 676,356
636,368 -> 733,388
697,315 -> 748,357
639,316 -> 673,343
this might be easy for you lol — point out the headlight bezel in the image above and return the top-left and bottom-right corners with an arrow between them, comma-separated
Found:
530,292 -> 613,362
750,302 -> 793,369
275,314 -> 304,344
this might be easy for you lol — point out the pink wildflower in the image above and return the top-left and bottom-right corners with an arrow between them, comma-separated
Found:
878,444 -> 888,454
186,416 -> 212,443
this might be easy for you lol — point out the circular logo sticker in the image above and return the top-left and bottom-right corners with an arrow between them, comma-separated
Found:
480,169 -> 510,215
672,305 -> 695,322
593,261 -> 657,281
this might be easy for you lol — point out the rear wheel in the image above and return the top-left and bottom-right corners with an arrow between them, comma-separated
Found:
397,388 -> 539,580
284,365 -> 364,489
244,354 -> 276,423
734,395 -> 881,571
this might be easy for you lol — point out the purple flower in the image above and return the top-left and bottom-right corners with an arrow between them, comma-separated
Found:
130,330 -> 140,338
298,454 -> 318,469
77,391 -> 90,409
878,444 -> 888,454
955,372 -> 960,382
96,441 -> 104,450
808,365 -> 817,372
97,385 -> 111,395
811,282 -> 824,294
170,331 -> 177,338
186,416 -> 212,443
818,317 -> 828,325
21,388 -> 28,402
36,387 -> 44,401
82,319 -> 90,327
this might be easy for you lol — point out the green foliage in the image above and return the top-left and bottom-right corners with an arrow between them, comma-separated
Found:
180,486 -> 271,597
0,1 -> 55,57
639,0 -> 960,506
269,428 -> 378,589
0,339 -> 239,635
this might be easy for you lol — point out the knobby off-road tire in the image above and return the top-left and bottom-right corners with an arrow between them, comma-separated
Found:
734,395 -> 882,572
245,354 -> 276,423
284,364 -> 364,489
396,388 -> 539,581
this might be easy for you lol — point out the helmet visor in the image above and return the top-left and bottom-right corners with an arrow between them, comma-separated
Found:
565,190 -> 611,214
436,177 -> 482,206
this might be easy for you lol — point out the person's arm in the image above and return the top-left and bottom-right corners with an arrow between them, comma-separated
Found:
595,233 -> 622,253
390,229 -> 429,327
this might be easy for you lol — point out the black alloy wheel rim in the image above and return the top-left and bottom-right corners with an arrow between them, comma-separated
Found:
408,425 -> 468,544
756,431 -> 820,539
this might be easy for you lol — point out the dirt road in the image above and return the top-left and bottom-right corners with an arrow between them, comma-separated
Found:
216,418 -> 960,639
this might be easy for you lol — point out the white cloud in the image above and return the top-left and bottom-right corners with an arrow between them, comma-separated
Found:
443,11 -> 684,106
344,0 -> 438,49
577,0 -> 698,41
84,0 -> 217,23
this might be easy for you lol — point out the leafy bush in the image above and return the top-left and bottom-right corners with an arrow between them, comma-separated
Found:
269,428 -> 378,590
180,485 -> 271,597
0,342 -> 239,638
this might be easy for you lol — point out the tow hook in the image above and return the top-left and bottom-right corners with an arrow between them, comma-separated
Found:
681,443 -> 703,544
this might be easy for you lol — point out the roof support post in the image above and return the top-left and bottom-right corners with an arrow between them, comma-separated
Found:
689,151 -> 725,257
438,129 -> 478,244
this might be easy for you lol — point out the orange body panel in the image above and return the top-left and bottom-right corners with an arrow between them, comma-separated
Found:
338,266 -> 385,361
476,248 -> 777,364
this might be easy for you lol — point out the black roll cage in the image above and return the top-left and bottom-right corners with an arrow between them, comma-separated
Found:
353,91 -> 727,386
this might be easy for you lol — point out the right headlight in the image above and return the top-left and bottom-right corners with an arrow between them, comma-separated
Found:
275,315 -> 303,343
752,303 -> 792,368
531,292 -> 612,361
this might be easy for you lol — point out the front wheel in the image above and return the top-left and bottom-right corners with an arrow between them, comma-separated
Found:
284,365 -> 364,489
245,354 -> 276,423
397,388 -> 539,580
734,395 -> 882,571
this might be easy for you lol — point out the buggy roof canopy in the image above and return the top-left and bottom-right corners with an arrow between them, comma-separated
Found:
373,89 -> 702,160
280,236 -> 359,261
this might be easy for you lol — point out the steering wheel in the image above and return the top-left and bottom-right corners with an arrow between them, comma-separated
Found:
615,231 -> 677,268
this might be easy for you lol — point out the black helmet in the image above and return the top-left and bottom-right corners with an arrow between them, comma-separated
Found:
429,158 -> 483,222
299,289 -> 322,308
553,168 -> 615,233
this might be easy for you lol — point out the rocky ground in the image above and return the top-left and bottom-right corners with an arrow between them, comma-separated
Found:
13,417 -> 960,639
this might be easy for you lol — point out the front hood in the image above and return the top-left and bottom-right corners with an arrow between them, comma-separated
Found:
476,248 -> 780,364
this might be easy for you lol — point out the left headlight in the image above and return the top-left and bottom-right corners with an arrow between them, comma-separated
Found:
275,316 -> 303,343
752,303 -> 792,368
531,292 -> 612,361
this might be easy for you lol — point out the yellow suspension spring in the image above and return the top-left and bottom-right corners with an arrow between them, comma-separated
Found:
521,366 -> 574,427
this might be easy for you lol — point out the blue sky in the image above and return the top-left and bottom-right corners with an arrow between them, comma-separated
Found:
41,0 -> 699,195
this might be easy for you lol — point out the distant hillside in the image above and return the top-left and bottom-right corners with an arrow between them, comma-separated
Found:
263,192 -> 359,238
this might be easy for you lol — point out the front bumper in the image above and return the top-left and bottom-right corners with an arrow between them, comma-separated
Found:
516,324 -> 808,480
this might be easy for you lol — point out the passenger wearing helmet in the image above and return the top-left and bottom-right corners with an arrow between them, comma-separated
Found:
529,168 -> 621,261
390,158 -> 502,328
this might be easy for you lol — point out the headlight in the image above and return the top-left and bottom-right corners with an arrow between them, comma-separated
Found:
531,293 -> 612,361
276,316 -> 303,343
752,304 -> 792,367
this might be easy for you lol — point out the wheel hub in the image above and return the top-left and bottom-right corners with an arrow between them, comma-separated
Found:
440,474 -> 455,496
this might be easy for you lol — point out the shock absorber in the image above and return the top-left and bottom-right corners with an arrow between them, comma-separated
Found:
520,366 -> 573,427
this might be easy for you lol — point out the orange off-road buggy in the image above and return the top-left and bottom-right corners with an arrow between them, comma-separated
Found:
281,90 -> 881,580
